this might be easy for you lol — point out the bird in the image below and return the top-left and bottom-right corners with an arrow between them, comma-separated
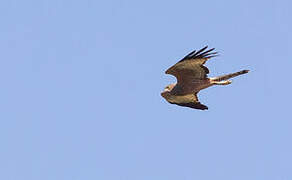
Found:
161,46 -> 249,110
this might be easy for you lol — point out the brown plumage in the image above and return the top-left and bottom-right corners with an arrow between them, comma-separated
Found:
161,46 -> 249,110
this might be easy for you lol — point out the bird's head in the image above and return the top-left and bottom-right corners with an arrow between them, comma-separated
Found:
161,84 -> 175,98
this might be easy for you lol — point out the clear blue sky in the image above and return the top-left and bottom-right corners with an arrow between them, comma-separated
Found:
0,0 -> 291,179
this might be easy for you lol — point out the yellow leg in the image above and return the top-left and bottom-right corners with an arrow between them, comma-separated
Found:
212,80 -> 232,85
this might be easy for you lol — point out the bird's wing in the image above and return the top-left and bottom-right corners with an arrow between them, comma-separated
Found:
165,46 -> 218,86
169,93 -> 208,110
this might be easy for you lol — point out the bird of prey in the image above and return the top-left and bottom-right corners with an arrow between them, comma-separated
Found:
161,46 -> 249,110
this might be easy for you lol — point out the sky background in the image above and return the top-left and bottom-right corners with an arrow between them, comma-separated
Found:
0,0 -> 291,179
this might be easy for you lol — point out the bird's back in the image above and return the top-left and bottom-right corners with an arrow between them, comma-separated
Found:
171,79 -> 211,95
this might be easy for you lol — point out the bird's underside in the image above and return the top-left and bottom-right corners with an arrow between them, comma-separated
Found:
161,46 -> 249,110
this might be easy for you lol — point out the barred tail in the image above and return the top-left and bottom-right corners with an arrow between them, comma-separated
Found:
213,70 -> 249,81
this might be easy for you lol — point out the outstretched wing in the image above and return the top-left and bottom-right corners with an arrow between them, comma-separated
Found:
165,46 -> 218,86
168,93 -> 208,110
174,102 -> 208,110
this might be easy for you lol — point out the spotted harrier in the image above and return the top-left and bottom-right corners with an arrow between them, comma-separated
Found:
161,46 -> 249,110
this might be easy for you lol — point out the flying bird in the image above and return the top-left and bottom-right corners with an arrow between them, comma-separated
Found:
161,46 -> 249,110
